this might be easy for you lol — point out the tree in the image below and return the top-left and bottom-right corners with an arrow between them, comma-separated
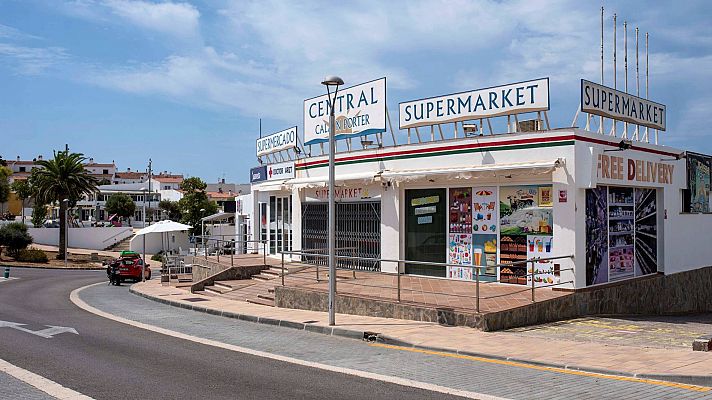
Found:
159,199 -> 182,221
178,177 -> 217,236
0,222 -> 33,257
32,150 -> 98,258
31,203 -> 47,228
98,178 -> 111,186
0,165 -> 11,214
11,179 -> 33,224
105,193 -> 136,224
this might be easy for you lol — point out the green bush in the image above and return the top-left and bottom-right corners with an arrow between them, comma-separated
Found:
151,253 -> 164,262
0,222 -> 33,257
14,248 -> 49,263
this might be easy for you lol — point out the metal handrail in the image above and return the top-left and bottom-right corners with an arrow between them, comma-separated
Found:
193,236 -> 268,267
101,227 -> 133,243
280,249 -> 574,312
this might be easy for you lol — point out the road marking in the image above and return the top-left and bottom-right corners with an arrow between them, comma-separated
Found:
0,357 -> 93,400
70,282 -> 508,400
0,320 -> 78,339
368,343 -> 712,393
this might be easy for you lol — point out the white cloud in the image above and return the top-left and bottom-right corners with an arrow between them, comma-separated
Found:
0,43 -> 68,75
103,0 -> 200,38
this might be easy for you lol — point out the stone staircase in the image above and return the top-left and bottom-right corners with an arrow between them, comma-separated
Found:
196,266 -> 285,307
104,236 -> 133,252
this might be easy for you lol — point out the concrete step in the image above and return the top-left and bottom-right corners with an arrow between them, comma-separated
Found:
213,282 -> 234,291
257,293 -> 274,301
194,290 -> 219,298
262,269 -> 281,276
245,297 -> 274,307
251,274 -> 273,281
205,286 -> 231,295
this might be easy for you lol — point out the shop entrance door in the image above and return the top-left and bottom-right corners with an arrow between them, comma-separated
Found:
269,195 -> 292,255
405,188 -> 447,277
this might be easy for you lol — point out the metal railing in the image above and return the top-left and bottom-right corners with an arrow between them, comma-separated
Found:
193,235 -> 268,267
279,250 -> 574,313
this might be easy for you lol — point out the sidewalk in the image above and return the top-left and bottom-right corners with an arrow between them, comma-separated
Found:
132,279 -> 712,384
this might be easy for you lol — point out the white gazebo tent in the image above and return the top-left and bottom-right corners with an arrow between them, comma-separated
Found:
134,220 -> 192,281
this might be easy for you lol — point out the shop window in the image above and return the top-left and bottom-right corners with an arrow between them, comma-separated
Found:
585,185 -> 659,286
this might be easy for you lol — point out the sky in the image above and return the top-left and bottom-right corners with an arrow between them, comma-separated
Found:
1,0 -> 711,183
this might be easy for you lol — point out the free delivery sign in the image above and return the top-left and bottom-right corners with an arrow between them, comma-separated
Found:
303,78 -> 386,145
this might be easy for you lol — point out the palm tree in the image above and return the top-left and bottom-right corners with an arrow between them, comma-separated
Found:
33,151 -> 98,258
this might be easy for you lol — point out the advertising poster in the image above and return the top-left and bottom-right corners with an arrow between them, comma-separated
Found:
585,187 -> 609,285
526,235 -> 556,287
634,188 -> 658,276
499,186 -> 553,236
449,188 -> 472,233
608,187 -> 635,281
499,185 -> 553,285
447,233 -> 473,280
472,186 -> 497,234
472,234 -> 497,281
688,154 -> 711,213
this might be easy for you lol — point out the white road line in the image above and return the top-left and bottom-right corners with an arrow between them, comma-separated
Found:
0,358 -> 93,400
71,282 -> 510,400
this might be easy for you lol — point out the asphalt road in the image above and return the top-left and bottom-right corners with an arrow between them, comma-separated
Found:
0,268 -> 459,400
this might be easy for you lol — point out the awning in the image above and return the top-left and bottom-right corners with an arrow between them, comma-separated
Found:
288,171 -> 377,188
380,159 -> 562,182
200,212 -> 235,222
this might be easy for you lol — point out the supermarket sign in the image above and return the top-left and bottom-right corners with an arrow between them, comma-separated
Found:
581,80 -> 666,131
256,126 -> 297,157
399,78 -> 550,129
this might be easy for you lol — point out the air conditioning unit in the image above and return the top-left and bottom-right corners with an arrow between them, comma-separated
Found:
517,119 -> 542,132
463,123 -> 479,135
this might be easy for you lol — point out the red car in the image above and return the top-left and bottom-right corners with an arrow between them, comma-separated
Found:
107,251 -> 151,283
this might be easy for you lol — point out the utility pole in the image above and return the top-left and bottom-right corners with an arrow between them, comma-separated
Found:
147,159 -> 152,224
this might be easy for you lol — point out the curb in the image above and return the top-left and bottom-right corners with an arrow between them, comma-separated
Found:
0,264 -> 106,271
128,286 -> 371,342
129,286 -> 712,388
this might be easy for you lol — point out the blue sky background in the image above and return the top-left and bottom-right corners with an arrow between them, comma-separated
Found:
1,0 -> 710,182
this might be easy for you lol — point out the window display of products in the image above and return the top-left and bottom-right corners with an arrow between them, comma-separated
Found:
472,187 -> 497,234
608,187 -> 635,281
585,187 -> 609,285
635,188 -> 658,276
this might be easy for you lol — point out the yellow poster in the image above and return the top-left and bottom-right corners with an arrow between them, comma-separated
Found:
538,186 -> 553,207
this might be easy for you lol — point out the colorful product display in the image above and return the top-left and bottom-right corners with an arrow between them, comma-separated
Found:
526,235 -> 557,286
687,154 -> 711,213
499,185 -> 554,285
608,187 -> 635,281
473,234 -> 498,279
448,188 -> 473,233
634,188 -> 657,276
585,187 -> 609,285
472,187 -> 497,234
447,233 -> 473,280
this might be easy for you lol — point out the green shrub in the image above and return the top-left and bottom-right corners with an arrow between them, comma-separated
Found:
14,248 -> 48,263
0,222 -> 33,256
151,253 -> 164,262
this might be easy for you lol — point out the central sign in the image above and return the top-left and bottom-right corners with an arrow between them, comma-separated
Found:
399,78 -> 550,129
303,78 -> 386,145
256,126 -> 297,157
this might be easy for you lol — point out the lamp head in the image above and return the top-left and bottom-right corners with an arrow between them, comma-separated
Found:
321,75 -> 344,87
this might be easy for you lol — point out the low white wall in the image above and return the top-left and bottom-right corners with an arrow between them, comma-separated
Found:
28,227 -> 134,250
130,232 -> 190,255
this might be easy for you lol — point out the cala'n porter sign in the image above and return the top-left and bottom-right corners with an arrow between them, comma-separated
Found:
256,126 -> 297,157
581,80 -> 666,131
399,78 -> 550,129
303,78 -> 386,145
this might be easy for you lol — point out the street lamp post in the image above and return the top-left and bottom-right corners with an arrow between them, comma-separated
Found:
141,187 -> 147,282
322,75 -> 344,326
63,199 -> 69,269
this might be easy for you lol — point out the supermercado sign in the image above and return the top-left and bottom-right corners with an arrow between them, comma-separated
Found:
581,80 -> 666,131
305,186 -> 381,202
267,161 -> 295,181
256,126 -> 297,157
597,153 -> 675,186
399,78 -> 549,129
303,78 -> 386,145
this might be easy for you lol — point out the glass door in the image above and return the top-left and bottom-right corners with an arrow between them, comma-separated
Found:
269,195 -> 292,255
405,188 -> 447,277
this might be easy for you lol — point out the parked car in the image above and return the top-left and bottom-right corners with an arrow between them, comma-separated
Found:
107,251 -> 151,283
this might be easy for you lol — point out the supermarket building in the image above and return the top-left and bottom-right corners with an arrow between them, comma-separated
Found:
247,77 -> 712,292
